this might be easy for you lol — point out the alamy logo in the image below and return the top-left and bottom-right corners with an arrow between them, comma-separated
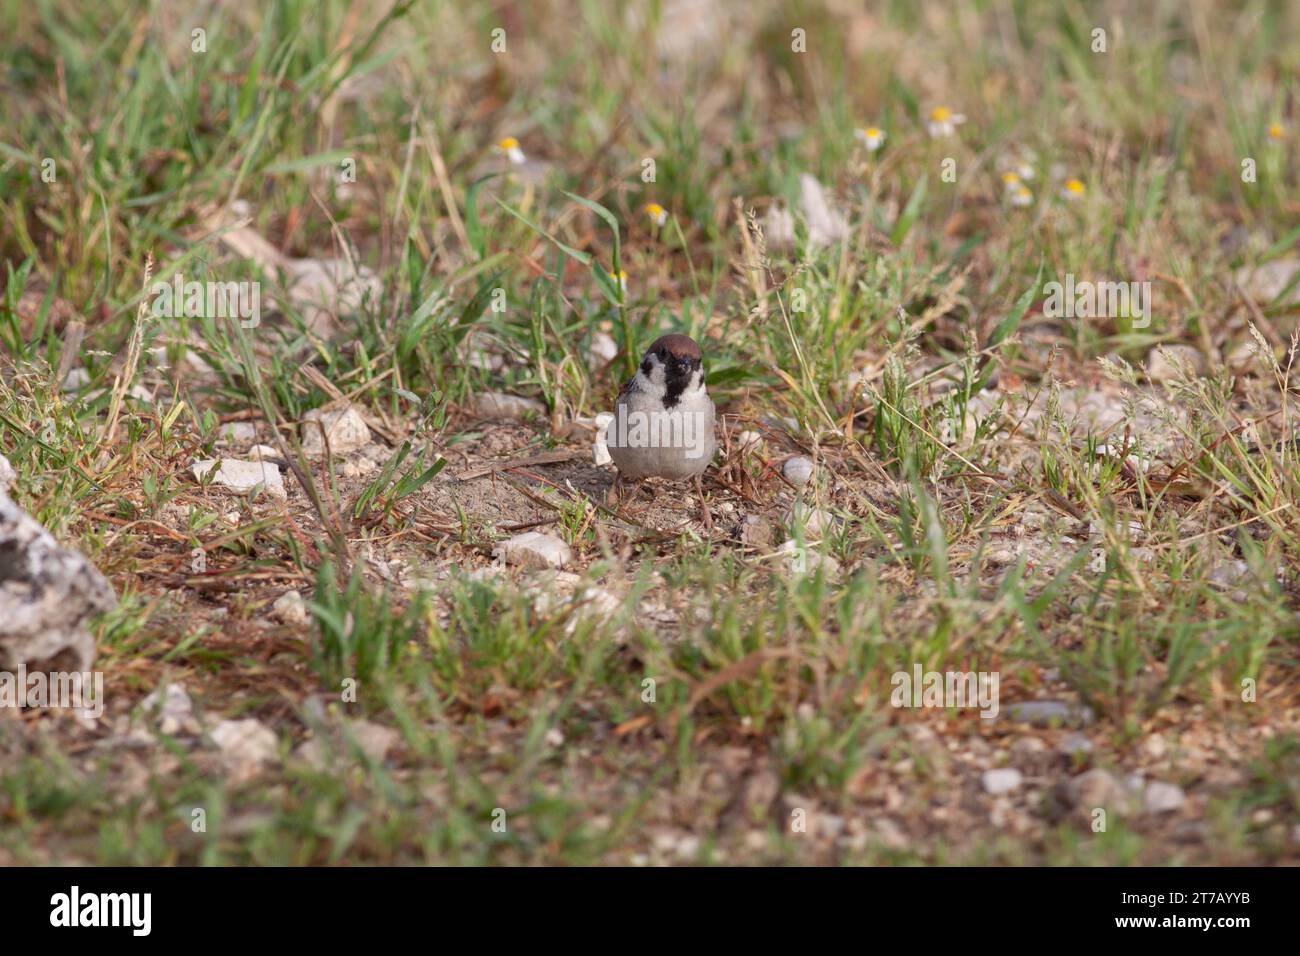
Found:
0,666 -> 103,718
1043,273 -> 1150,328
150,273 -> 260,328
50,886 -> 151,936
605,409 -> 712,459
890,664 -> 1000,718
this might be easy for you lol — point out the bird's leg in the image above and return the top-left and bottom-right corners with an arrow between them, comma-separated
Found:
606,472 -> 624,508
694,474 -> 713,533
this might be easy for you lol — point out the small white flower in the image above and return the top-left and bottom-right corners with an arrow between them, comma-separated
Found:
854,126 -> 886,152
610,270 -> 627,293
644,203 -> 668,227
925,106 -> 965,139
1009,185 -> 1033,207
495,136 -> 526,165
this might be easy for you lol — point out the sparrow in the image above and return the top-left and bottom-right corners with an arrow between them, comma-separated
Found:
606,333 -> 717,529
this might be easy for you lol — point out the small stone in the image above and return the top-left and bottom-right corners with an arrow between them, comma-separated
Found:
674,834 -> 701,860
1234,258 -> 1300,306
818,814 -> 847,839
210,718 -> 278,783
471,392 -> 546,421
739,514 -> 774,549
493,531 -> 572,570
735,430 -> 763,455
782,456 -> 814,487
296,718 -> 399,768
1059,733 -> 1094,758
985,546 -> 1018,567
1068,768 -> 1134,814
0,465 -> 116,673
61,367 -> 91,392
587,332 -> 619,371
1143,781 -> 1186,815
140,682 -> 194,736
271,590 -> 309,627
190,457 -> 286,499
785,501 -> 834,536
218,422 -> 257,444
873,818 -> 909,850
797,173 -> 850,247
1010,737 -> 1047,757
301,405 -> 371,457
776,539 -> 840,579
283,256 -> 382,335
248,444 -> 279,461
1004,700 -> 1095,728
982,768 -> 1023,795
593,412 -> 614,466
1209,560 -> 1250,589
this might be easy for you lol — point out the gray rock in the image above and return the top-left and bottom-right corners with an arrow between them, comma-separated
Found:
1143,781 -> 1186,815
296,718 -> 399,769
587,332 -> 619,371
471,391 -> 546,421
140,682 -> 196,736
1068,768 -> 1136,814
735,430 -> 764,455
797,174 -> 850,248
493,531 -> 572,570
785,501 -> 835,536
777,539 -> 841,579
0,456 -> 115,673
218,421 -> 257,444
300,405 -> 371,457
209,718 -> 279,783
982,767 -> 1023,795
271,590 -> 309,626
782,456 -> 814,487
190,457 -> 286,499
1235,258 -> 1300,306
738,514 -> 774,549
1005,700 -> 1095,728
1059,733 -> 1094,758
284,257 -> 382,334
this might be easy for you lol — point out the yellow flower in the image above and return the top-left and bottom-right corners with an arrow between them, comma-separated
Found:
855,126 -> 886,152
495,136 -> 526,164
1061,178 -> 1086,200
1010,185 -> 1033,208
610,269 -> 628,293
644,203 -> 668,227
1002,171 -> 1021,188
926,106 -> 965,138
1268,122 -> 1285,140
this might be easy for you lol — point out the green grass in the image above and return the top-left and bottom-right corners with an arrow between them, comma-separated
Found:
0,0 -> 1297,865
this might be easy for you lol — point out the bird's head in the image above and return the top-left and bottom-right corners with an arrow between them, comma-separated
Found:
641,334 -> 703,392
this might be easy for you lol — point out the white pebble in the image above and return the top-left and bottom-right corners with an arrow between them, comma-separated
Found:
783,456 -> 814,487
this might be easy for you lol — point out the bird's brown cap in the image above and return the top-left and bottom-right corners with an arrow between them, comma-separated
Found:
646,333 -> 701,361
